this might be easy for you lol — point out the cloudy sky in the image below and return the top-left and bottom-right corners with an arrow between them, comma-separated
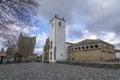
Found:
29,0 -> 120,56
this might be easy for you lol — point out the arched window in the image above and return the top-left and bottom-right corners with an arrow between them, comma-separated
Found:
86,46 -> 89,49
95,45 -> 98,48
51,41 -> 52,49
79,47 -> 81,50
59,22 -> 61,26
50,52 -> 52,60
91,45 -> 93,49
82,46 -> 85,50
75,47 -> 77,50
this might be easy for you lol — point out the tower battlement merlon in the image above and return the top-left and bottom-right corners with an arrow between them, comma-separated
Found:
50,14 -> 65,23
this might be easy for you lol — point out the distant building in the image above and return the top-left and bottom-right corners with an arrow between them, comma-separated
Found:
15,34 -> 37,62
42,15 -> 117,62
37,55 -> 42,62
6,47 -> 15,62
0,52 -> 7,63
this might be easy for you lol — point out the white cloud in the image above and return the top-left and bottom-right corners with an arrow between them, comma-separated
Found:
34,32 -> 49,55
36,0 -> 120,50
34,48 -> 43,56
31,26 -> 40,31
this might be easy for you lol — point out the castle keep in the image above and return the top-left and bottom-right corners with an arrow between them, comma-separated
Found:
15,34 -> 37,62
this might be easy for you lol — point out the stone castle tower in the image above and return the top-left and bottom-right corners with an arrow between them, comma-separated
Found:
15,34 -> 37,62
49,15 -> 67,62
18,34 -> 36,55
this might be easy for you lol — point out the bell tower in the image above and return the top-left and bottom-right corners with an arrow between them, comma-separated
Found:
49,15 -> 67,62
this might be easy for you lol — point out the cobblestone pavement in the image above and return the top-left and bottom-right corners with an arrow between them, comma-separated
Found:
0,62 -> 120,80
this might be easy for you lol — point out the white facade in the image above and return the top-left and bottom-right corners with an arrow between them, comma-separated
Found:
49,15 -> 67,62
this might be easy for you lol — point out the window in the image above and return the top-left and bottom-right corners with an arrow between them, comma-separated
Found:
86,46 -> 89,49
95,45 -> 98,48
59,22 -> 61,26
51,41 -> 52,49
91,45 -> 93,49
75,47 -> 77,50
79,47 -> 81,50
50,52 -> 52,60
82,46 -> 85,50
72,56 -> 74,61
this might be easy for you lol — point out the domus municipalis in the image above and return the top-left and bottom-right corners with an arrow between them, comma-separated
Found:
42,15 -> 116,62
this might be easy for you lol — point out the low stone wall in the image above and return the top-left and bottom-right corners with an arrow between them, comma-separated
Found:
21,54 -> 38,62
56,61 -> 120,69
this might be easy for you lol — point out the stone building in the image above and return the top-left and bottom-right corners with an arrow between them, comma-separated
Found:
42,15 -> 116,62
0,52 -> 7,63
43,38 -> 50,62
15,34 -> 37,62
68,39 -> 116,62
6,47 -> 15,62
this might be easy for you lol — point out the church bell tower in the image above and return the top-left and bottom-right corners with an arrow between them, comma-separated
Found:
49,15 -> 67,62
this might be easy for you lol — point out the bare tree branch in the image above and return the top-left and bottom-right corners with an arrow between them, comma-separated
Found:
0,0 -> 39,47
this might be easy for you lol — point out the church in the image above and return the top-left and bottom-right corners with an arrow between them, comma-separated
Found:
42,15 -> 116,62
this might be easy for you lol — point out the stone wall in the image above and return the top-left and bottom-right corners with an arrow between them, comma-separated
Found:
21,54 -> 38,62
69,50 -> 116,62
43,38 -> 50,62
18,34 -> 36,55
15,34 -> 36,62
68,41 -> 116,62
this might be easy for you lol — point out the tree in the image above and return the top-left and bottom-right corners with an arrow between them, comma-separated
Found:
0,0 -> 39,47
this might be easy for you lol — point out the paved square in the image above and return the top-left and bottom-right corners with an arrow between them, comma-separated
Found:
0,62 -> 120,80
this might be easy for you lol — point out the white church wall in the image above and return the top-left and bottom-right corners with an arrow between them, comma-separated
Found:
49,16 -> 68,62
55,19 -> 66,61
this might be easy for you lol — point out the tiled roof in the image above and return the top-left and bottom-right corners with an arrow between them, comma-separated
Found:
0,53 -> 6,57
72,39 -> 114,47
81,39 -> 94,42
76,39 -> 101,44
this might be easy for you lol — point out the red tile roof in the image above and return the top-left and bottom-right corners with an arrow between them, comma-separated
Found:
0,53 -> 6,57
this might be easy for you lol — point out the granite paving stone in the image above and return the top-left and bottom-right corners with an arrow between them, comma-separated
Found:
0,62 -> 120,80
